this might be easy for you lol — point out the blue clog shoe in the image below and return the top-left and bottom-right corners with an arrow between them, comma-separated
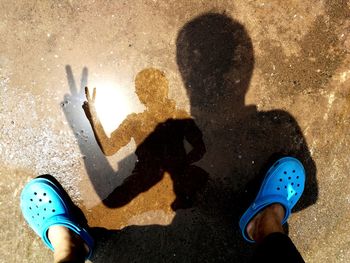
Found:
239,157 -> 305,243
20,177 -> 94,259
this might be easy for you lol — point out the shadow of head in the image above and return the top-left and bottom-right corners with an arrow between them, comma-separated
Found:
176,12 -> 254,110
135,68 -> 169,108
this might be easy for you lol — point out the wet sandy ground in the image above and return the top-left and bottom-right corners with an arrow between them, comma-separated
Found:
0,1 -> 349,262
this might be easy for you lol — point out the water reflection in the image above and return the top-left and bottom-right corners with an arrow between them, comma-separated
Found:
83,68 -> 208,210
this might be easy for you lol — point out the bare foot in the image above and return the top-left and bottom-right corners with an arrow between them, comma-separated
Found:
246,203 -> 285,243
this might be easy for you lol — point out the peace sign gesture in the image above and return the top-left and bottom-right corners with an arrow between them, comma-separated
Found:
83,86 -> 98,121
85,86 -> 96,103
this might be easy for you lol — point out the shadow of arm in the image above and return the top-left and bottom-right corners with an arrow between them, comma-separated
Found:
183,118 -> 206,164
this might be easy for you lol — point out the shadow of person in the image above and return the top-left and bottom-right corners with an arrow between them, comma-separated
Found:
176,12 -> 318,220
84,68 -> 208,211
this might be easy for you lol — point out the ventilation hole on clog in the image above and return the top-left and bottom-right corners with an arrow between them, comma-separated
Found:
284,186 -> 287,189
37,213 -> 39,216
277,187 -> 280,190
296,176 -> 299,179
36,205 -> 38,208
290,190 -> 293,193
297,184 -> 300,187
32,216 -> 34,219
39,199 -> 42,202
29,207 -> 31,210
295,193 -> 298,196
291,183 -> 294,186
43,217 -> 45,220
44,208 -> 46,211
43,193 -> 46,196
288,177 -> 291,180
292,170 -> 295,173
34,192 -> 37,195
284,171 -> 287,174
52,209 -> 55,213
49,200 -> 52,203
279,178 -> 282,182
30,199 -> 33,201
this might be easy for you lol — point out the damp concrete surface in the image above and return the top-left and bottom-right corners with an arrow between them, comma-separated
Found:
0,1 -> 350,262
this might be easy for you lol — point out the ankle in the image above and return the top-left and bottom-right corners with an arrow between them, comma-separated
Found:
247,203 -> 285,243
48,225 -> 87,262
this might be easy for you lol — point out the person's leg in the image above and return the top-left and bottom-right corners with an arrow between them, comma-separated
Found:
247,203 -> 305,263
48,225 -> 87,263
246,203 -> 284,242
